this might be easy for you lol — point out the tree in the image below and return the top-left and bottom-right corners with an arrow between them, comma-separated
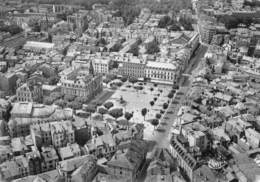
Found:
56,12 -> 68,21
150,87 -> 154,91
120,76 -> 128,82
129,77 -> 138,85
50,92 -> 63,100
104,101 -> 114,110
146,41 -> 160,55
43,97 -> 55,105
98,107 -> 108,118
163,103 -> 169,110
84,105 -> 96,118
179,17 -> 194,31
124,112 -> 133,121
0,24 -> 22,35
103,78 -> 111,85
150,101 -> 155,107
54,99 -> 66,108
158,15 -> 171,28
28,18 -> 41,32
64,95 -> 75,102
129,44 -> 139,56
153,97 -> 157,102
106,74 -> 117,80
67,101 -> 82,110
85,105 -> 96,113
75,97 -> 90,104
168,92 -> 174,99
124,112 -> 133,128
151,119 -> 159,131
141,108 -> 147,121
108,108 -> 123,119
156,113 -> 161,120
48,76 -> 60,85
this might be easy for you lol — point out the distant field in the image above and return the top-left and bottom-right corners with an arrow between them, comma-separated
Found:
23,0 -> 192,13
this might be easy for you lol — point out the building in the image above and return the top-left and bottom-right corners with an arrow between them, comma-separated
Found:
181,123 -> 209,152
145,148 -> 179,182
50,121 -> 75,148
0,99 -> 10,121
41,146 -> 59,172
67,11 -> 89,35
107,140 -> 147,182
0,155 -> 29,181
0,72 -> 18,94
118,57 -> 146,78
93,58 -> 111,74
9,102 -> 73,137
60,63 -> 103,98
12,169 -> 62,182
23,41 -> 54,53
16,82 -> 43,103
170,135 -> 197,181
145,61 -> 178,84
59,143 -> 81,161
199,21 -> 217,44
231,0 -> 244,10
245,128 -> 260,149
85,133 -> 116,159
57,155 -> 97,182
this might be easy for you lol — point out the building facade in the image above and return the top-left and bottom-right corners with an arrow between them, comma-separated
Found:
16,82 -> 43,103
60,65 -> 103,98
93,58 -> 111,74
170,135 -> 197,181
145,61 -> 178,84
118,58 -> 146,78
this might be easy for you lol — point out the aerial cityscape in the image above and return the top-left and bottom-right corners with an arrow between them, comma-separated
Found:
0,0 -> 260,181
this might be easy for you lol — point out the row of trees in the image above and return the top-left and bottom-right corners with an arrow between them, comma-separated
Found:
43,92 -> 92,110
218,15 -> 253,29
110,0 -> 141,25
0,25 -> 23,35
158,15 -> 193,31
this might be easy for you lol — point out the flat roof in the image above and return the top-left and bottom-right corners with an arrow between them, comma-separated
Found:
146,61 -> 176,70
24,41 -> 54,49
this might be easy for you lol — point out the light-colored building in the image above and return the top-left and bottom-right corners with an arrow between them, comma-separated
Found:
181,123 -> 209,152
118,57 -> 146,78
145,61 -> 178,84
60,64 -> 103,98
199,21 -> 217,44
59,143 -> 81,161
50,121 -> 75,148
16,82 -> 43,103
9,102 -> 73,137
93,58 -> 111,74
23,41 -> 54,53
245,128 -> 260,149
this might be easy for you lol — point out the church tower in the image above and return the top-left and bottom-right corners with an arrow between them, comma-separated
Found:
89,60 -> 95,76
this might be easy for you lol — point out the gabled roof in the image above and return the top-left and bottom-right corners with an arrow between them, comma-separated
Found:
107,140 -> 146,170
